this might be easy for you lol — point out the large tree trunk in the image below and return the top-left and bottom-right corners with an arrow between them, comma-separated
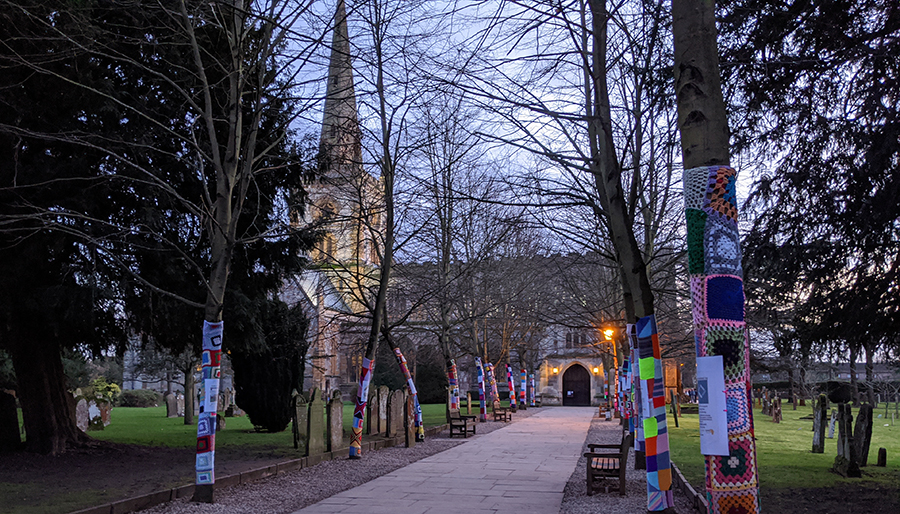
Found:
849,342 -> 861,406
672,0 -> 760,512
8,337 -> 87,454
864,342 -> 876,405
183,362 -> 196,425
586,0 -> 654,319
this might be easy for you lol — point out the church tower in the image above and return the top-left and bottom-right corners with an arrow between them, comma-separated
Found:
293,0 -> 383,395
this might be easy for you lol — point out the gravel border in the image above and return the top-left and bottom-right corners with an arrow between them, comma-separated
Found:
137,407 -> 540,514
558,415 -> 696,514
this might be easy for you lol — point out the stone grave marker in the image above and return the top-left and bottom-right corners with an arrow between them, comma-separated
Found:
378,385 -> 389,434
367,389 -> 378,435
292,390 -> 307,451
327,390 -> 343,453
306,388 -> 325,456
176,393 -> 185,417
386,389 -> 405,438
405,392 -> 416,448
165,393 -> 178,418
812,393 -> 827,453
833,403 -> 861,477
828,408 -> 837,439
75,398 -> 89,432
877,448 -> 887,467
772,397 -> 782,423
853,404 -> 873,467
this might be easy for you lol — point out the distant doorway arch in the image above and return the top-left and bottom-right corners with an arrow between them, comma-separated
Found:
562,364 -> 591,406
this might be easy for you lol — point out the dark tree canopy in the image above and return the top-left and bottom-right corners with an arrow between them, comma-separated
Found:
721,0 -> 900,351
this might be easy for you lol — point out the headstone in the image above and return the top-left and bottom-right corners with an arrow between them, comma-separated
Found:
292,390 -> 307,451
876,448 -> 887,467
405,392 -> 416,448
0,391 -> 19,447
773,397 -> 782,423
833,403 -> 861,477
792,393 -> 798,410
165,393 -> 178,418
828,409 -> 837,439
366,389 -> 378,435
176,393 -> 185,417
378,385 -> 389,434
853,404 -> 873,467
386,389 -> 405,438
306,388 -> 325,456
812,394 -> 827,453
327,390 -> 343,452
75,398 -> 89,432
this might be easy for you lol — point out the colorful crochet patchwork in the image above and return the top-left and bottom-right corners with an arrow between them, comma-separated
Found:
196,321 -> 223,485
448,359 -> 460,411
349,357 -> 373,458
683,166 -> 760,514
476,358 -> 487,421
529,373 -> 536,407
627,325 -> 645,452
705,213 -> 743,276
520,369 -> 527,407
636,315 -> 675,512
506,364 -> 517,409
394,348 -> 424,441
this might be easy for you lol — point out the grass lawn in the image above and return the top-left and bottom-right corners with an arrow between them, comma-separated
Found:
667,402 -> 900,492
88,402 -> 452,449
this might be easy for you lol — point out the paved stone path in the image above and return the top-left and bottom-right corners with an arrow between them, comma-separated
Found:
290,407 -> 595,514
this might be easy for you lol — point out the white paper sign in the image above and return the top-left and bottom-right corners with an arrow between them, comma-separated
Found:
697,355 -> 729,456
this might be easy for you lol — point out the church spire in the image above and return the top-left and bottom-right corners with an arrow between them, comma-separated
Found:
321,0 -> 361,172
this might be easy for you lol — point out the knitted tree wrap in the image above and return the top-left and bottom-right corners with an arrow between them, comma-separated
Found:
683,166 -> 760,514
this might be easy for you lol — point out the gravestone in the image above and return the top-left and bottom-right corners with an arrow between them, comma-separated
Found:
176,393 -> 185,417
828,409 -> 837,439
327,390 -> 343,453
405,392 -> 416,448
0,391 -> 19,447
366,389 -> 378,435
292,390 -> 307,451
386,389 -> 405,438
165,393 -> 178,418
306,388 -> 325,456
812,394 -> 827,453
773,397 -> 782,423
853,404 -> 873,467
75,398 -> 89,432
877,448 -> 887,467
378,386 -> 389,434
833,403 -> 861,477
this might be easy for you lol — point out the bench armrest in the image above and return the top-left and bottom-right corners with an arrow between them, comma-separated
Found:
587,443 -> 622,450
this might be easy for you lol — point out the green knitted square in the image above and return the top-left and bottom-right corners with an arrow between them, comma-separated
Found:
686,208 -> 707,274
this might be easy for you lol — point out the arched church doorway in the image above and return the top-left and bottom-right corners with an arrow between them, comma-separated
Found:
562,364 -> 591,406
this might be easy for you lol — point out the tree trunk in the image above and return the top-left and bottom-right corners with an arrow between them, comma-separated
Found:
183,362 -> 195,425
864,343 -> 876,405
672,0 -> 760,512
849,343 -> 861,406
586,0 -> 654,320
8,337 -> 87,454
0,390 -> 21,451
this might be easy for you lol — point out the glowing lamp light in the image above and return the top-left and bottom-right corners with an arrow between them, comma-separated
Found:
552,367 -> 559,374
593,367 -> 600,374
603,328 -> 615,341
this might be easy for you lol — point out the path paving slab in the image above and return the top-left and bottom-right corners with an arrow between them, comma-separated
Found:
290,407 -> 594,514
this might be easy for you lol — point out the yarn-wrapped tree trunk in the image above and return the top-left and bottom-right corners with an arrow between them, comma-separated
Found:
673,0 -> 761,511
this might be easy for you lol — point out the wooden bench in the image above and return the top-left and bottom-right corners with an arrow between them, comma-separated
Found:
492,400 -> 511,422
585,431 -> 633,496
448,409 -> 476,438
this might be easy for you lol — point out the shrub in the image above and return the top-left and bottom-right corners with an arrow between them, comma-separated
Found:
119,389 -> 162,407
